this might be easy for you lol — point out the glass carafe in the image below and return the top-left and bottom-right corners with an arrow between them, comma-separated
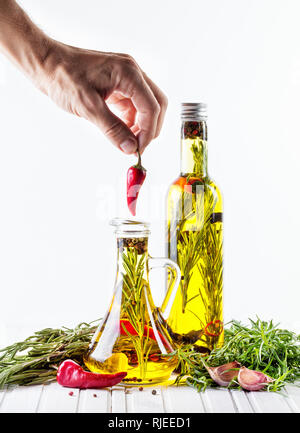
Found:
84,219 -> 181,385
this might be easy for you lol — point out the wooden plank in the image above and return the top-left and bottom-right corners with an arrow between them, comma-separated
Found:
77,389 -> 111,413
111,386 -> 126,413
202,388 -> 237,413
0,385 -> 42,413
285,384 -> 300,413
37,382 -> 79,413
247,390 -> 292,413
2,382 -> 298,413
230,390 -> 253,413
161,386 -> 205,413
125,387 -> 164,413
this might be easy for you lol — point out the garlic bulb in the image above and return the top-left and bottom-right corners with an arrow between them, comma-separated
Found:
238,366 -> 273,391
206,361 -> 241,387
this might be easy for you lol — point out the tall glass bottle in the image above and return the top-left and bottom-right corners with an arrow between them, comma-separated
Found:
166,103 -> 223,352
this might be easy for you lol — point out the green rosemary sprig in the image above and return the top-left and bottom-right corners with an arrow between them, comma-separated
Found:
176,188 -> 217,314
191,138 -> 208,178
193,221 -> 223,346
170,317 -> 300,392
121,242 -> 151,379
0,320 -> 99,388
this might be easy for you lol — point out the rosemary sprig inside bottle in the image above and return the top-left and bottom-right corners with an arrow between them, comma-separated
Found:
176,189 -> 218,314
119,237 -> 152,380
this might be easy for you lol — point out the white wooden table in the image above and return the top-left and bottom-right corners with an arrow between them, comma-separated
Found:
0,382 -> 299,413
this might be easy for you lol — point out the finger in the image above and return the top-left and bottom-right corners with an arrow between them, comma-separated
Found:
142,72 -> 168,138
122,108 -> 136,128
106,94 -> 137,128
118,69 -> 160,154
87,92 -> 138,154
130,124 -> 140,135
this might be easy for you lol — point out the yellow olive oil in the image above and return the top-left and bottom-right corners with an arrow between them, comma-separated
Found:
84,232 -> 177,385
166,103 -> 224,351
84,330 -> 177,385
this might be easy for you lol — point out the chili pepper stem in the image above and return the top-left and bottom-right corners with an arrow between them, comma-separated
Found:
137,149 -> 142,168
135,150 -> 146,171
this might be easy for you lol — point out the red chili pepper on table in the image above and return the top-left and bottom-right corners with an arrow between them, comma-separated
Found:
56,360 -> 127,389
126,151 -> 146,216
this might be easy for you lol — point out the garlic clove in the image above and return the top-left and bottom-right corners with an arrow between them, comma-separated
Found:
206,361 -> 241,387
237,366 -> 273,391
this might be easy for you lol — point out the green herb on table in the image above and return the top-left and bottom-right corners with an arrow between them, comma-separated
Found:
0,317 -> 299,392
0,320 -> 99,388
171,317 -> 300,392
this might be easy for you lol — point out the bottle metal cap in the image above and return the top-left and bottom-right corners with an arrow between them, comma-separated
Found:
181,102 -> 207,120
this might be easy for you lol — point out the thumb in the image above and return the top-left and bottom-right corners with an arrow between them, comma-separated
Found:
94,99 -> 138,154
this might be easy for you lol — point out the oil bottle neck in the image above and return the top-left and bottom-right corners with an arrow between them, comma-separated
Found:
116,236 -> 149,275
180,120 -> 208,178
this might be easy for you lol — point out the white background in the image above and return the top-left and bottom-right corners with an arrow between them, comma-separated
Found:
0,0 -> 299,344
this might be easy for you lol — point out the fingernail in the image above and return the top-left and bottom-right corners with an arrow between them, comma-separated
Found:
120,139 -> 137,154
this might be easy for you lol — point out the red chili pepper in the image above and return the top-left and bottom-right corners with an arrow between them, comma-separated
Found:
119,319 -> 172,350
56,360 -> 127,389
126,151 -> 146,216
204,320 -> 224,337
149,354 -> 160,362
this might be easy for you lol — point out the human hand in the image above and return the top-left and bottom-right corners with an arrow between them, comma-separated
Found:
38,43 -> 168,155
0,1 -> 167,155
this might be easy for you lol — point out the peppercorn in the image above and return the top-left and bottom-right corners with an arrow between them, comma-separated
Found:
182,121 -> 207,140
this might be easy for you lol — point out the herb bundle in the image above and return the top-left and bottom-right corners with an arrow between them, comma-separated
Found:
172,317 -> 300,392
0,317 -> 299,391
0,320 -> 98,388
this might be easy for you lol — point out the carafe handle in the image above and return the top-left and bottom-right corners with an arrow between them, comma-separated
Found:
148,256 -> 181,320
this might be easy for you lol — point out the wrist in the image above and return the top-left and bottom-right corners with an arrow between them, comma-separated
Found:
36,40 -> 75,95
0,1 -> 54,87
24,31 -> 54,83
31,37 -> 61,93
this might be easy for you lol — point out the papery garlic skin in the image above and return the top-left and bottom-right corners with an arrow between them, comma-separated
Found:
238,366 -> 273,391
206,361 -> 241,387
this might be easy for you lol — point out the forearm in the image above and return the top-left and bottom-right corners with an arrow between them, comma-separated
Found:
0,1 -> 167,153
0,0 -> 51,84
